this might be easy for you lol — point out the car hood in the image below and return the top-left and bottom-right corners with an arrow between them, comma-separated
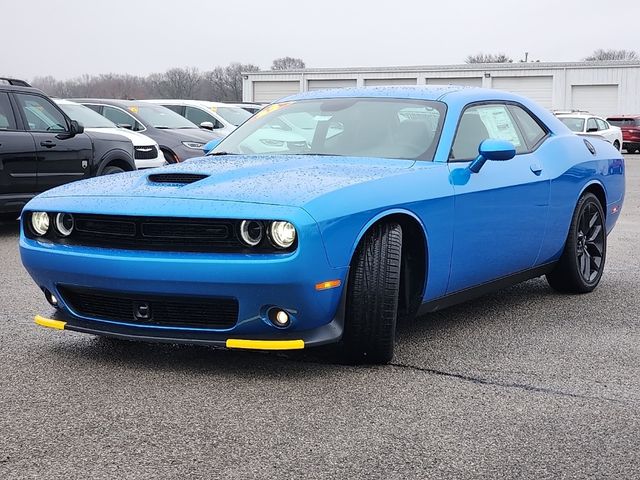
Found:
36,154 -> 415,207
85,127 -> 156,147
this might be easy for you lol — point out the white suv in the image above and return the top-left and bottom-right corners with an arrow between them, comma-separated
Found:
143,100 -> 253,137
55,99 -> 165,169
556,112 -> 623,151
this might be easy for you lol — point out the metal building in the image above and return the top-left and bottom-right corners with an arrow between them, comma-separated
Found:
243,61 -> 640,116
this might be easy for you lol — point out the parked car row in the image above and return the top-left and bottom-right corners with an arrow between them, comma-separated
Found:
0,77 -> 259,216
0,78 -> 136,217
552,109 -> 640,154
554,111 -> 623,151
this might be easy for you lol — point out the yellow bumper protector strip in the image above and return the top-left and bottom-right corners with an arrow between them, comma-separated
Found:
34,315 -> 66,330
226,339 -> 304,350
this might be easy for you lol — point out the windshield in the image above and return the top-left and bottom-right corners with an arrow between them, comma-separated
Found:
58,103 -> 117,128
132,104 -> 198,129
559,117 -> 585,132
212,98 -> 445,160
214,106 -> 252,126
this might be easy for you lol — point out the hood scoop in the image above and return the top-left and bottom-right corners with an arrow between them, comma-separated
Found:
148,173 -> 209,185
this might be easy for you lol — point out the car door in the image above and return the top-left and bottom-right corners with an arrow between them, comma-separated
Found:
13,92 -> 92,192
446,102 -> 550,293
0,92 -> 38,200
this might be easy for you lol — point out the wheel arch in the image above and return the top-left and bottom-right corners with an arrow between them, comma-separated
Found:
349,209 -> 428,318
96,149 -> 136,175
580,180 -> 607,218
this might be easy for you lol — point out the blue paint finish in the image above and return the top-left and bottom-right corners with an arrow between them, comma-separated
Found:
19,86 -> 625,347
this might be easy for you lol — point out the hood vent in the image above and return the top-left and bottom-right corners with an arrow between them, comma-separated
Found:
148,173 -> 209,185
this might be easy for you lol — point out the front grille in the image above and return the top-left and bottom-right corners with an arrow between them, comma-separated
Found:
134,145 -> 158,160
58,285 -> 238,329
148,173 -> 209,184
68,214 -> 245,252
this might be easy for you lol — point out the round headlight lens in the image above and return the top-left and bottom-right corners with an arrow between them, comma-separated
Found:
269,221 -> 296,249
239,220 -> 264,246
31,212 -> 50,236
55,213 -> 74,236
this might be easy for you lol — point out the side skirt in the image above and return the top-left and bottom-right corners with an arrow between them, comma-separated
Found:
417,262 -> 555,315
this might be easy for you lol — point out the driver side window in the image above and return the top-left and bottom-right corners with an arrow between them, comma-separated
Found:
451,104 -> 525,161
15,93 -> 67,133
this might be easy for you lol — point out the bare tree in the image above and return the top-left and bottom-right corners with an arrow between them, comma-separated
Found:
584,49 -> 639,61
30,63 -> 260,102
204,63 -> 260,101
465,53 -> 513,64
271,57 -> 306,70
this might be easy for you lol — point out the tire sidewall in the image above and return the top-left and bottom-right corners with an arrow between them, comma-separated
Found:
569,193 -> 607,290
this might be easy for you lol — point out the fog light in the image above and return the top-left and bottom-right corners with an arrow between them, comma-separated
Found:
31,212 -> 50,236
44,289 -> 59,308
269,308 -> 290,328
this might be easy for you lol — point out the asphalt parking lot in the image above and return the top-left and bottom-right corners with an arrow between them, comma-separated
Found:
1,157 -> 639,480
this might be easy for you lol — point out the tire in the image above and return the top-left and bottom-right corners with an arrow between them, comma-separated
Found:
342,222 -> 402,364
546,193 -> 606,293
613,140 -> 620,151
101,165 -> 125,176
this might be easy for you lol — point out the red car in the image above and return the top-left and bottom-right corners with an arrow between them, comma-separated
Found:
607,115 -> 640,153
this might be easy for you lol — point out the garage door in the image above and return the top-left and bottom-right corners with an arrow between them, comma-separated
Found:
364,78 -> 418,86
571,85 -> 619,117
492,76 -> 553,108
307,79 -> 357,91
253,81 -> 300,102
426,77 -> 482,87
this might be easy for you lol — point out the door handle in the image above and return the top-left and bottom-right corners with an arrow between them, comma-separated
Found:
530,162 -> 543,175
40,140 -> 57,148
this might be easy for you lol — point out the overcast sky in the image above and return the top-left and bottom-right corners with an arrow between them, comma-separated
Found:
3,0 -> 638,80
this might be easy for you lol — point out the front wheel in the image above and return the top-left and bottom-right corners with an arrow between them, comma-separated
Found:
546,192 -> 606,293
101,165 -> 125,176
342,222 -> 402,364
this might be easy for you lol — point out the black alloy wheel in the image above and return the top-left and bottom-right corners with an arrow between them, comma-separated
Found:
546,193 -> 606,293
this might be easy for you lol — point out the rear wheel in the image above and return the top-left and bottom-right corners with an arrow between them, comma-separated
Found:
546,193 -> 606,293
342,222 -> 402,364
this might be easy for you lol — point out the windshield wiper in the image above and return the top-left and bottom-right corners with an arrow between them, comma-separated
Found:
207,151 -> 236,156
154,126 -> 171,129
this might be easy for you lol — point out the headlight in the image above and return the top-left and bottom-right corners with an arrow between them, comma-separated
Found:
239,220 -> 264,246
182,141 -> 205,149
269,221 -> 296,249
55,213 -> 74,236
31,212 -> 50,236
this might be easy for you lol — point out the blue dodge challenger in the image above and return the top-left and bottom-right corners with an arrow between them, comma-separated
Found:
20,86 -> 625,364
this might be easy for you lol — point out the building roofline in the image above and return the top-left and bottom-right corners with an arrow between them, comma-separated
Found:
244,60 -> 640,76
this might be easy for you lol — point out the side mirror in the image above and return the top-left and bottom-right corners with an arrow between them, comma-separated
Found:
200,121 -> 215,131
586,127 -> 598,133
202,138 -> 221,154
469,139 -> 516,173
69,120 -> 84,136
117,123 -> 133,130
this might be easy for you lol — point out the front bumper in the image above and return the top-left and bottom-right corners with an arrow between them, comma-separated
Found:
20,199 -> 348,349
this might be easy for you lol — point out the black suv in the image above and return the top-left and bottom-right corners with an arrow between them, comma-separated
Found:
0,79 -> 136,218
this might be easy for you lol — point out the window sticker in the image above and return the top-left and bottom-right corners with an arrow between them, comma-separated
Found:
477,106 -> 521,147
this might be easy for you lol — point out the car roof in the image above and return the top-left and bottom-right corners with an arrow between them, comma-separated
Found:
556,113 -> 601,119
143,99 -> 242,108
71,98 -> 147,107
606,114 -> 640,119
